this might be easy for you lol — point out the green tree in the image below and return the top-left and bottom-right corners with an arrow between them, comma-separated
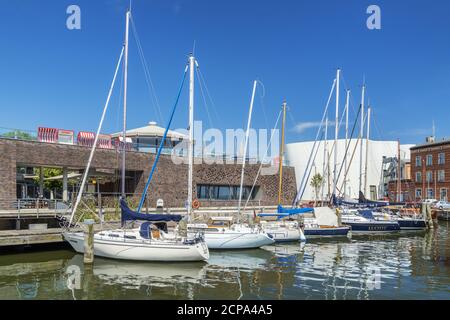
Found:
33,168 -> 64,191
2,130 -> 36,140
310,173 -> 324,205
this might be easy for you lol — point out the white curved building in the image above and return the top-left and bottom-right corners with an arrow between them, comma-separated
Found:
285,139 -> 414,202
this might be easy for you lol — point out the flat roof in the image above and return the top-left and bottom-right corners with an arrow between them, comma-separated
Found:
410,139 -> 450,150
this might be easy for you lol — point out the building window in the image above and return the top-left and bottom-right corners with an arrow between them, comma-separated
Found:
415,172 -> 422,183
438,153 -> 445,165
426,171 -> 433,183
427,188 -> 434,199
197,184 -> 258,201
438,170 -> 445,182
415,188 -> 422,199
440,188 -> 448,201
426,154 -> 433,166
415,156 -> 421,167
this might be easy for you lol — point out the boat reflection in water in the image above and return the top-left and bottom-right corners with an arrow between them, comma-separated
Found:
0,222 -> 448,299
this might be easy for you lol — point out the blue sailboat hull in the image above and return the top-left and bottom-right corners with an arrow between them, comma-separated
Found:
343,221 -> 400,233
304,226 -> 350,238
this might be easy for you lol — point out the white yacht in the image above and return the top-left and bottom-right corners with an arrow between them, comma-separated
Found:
64,200 -> 209,262
64,228 -> 209,262
187,217 -> 274,249
259,219 -> 305,242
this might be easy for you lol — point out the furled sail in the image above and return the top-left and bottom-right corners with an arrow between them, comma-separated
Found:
120,199 -> 183,225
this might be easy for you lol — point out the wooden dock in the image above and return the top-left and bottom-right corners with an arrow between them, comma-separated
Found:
0,228 -> 69,247
0,223 -> 125,247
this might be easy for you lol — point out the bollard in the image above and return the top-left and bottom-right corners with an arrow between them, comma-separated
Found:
83,219 -> 95,264
336,208 -> 342,226
426,204 -> 434,229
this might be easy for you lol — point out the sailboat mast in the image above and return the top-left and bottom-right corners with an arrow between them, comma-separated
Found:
277,101 -> 287,205
68,48 -> 124,226
344,90 -> 350,199
121,10 -> 130,198
237,80 -> 257,220
322,115 -> 328,202
364,105 -> 371,197
359,83 -> 365,195
333,69 -> 340,197
397,139 -> 401,202
187,55 -> 195,217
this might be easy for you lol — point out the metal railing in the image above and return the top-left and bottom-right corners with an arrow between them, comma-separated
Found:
8,198 -> 71,218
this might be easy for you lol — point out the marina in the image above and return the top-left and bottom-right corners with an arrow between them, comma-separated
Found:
0,1 -> 449,302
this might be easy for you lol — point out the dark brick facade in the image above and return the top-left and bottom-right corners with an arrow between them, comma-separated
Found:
0,138 -> 297,209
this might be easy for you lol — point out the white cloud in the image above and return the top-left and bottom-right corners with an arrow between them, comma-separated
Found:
293,121 -> 336,134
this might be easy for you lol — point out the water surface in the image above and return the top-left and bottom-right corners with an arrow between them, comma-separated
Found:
0,221 -> 448,299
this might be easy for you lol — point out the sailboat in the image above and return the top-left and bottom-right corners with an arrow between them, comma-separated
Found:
334,81 -> 399,233
186,80 -> 275,249
63,9 -> 209,262
258,101 -> 307,242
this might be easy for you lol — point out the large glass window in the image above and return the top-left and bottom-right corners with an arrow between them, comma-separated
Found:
426,171 -> 433,183
197,184 -> 258,201
415,172 -> 422,183
427,188 -> 434,199
415,188 -> 422,199
438,170 -> 445,182
415,156 -> 421,167
438,153 -> 445,165
426,154 -> 433,166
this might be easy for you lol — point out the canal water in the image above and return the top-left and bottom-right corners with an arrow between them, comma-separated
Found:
0,221 -> 448,300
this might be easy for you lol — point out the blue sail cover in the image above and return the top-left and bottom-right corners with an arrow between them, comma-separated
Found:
333,193 -> 388,208
358,209 -> 374,220
258,205 -> 313,220
120,199 -> 183,225
358,191 -> 389,207
277,205 -> 313,214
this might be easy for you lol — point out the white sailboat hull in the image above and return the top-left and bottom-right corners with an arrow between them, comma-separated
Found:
202,232 -> 275,249
264,228 -> 304,242
261,222 -> 306,242
63,232 -> 209,262
187,224 -> 275,249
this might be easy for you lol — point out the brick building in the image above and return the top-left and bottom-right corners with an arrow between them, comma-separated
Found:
409,137 -> 450,201
0,137 -> 297,210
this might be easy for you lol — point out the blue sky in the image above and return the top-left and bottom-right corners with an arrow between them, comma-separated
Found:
0,0 -> 449,144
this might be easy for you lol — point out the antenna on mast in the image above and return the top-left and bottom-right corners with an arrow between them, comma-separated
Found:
432,120 -> 436,138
